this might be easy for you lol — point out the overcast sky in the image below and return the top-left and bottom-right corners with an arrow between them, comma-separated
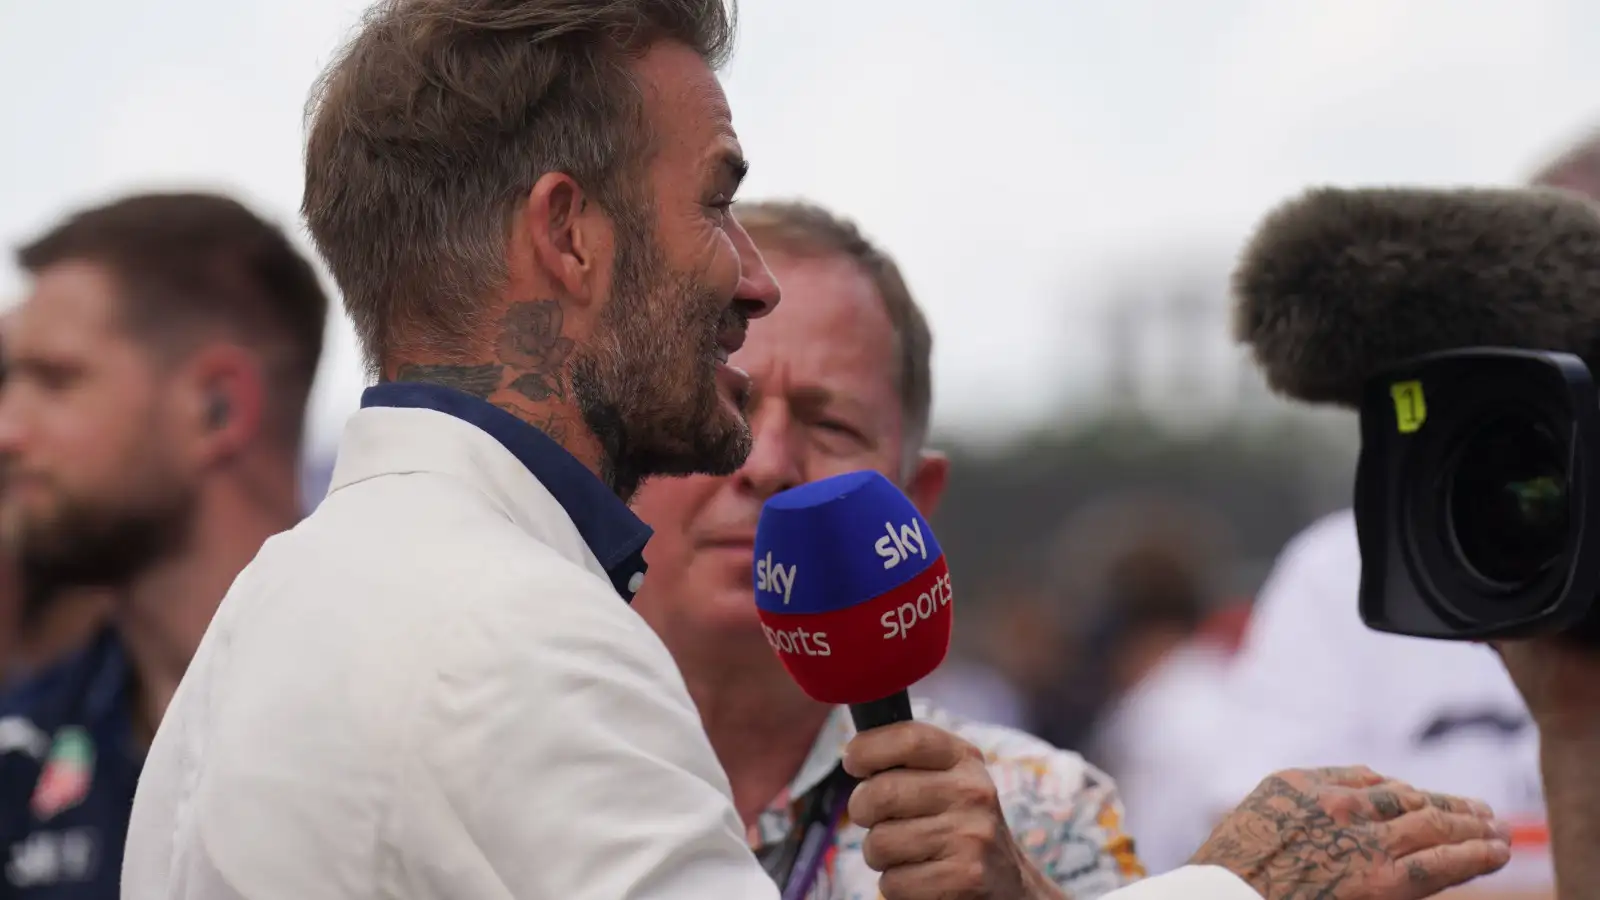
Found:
4,0 -> 1600,456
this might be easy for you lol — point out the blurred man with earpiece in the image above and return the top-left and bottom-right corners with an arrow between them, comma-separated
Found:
0,193 -> 326,898
0,316 -> 114,688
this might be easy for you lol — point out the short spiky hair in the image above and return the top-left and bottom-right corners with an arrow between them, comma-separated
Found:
17,192 -> 328,450
303,0 -> 737,378
735,200 -> 934,454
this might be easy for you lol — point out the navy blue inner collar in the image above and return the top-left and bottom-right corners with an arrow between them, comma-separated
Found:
361,383 -> 653,583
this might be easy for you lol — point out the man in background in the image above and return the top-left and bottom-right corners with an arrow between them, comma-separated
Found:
0,316 -> 113,688
629,200 -> 1508,900
629,199 -> 1143,899
0,191 -> 326,897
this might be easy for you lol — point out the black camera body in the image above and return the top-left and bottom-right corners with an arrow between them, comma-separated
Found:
1355,348 -> 1600,643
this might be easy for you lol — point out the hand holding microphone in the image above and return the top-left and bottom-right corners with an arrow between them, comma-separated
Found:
841,724 -> 1064,900
754,471 -> 1063,900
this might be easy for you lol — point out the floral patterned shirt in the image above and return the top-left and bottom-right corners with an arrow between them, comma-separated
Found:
748,699 -> 1146,899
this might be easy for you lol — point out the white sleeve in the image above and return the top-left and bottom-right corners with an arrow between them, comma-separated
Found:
387,568 -> 779,900
1101,866 -> 1260,899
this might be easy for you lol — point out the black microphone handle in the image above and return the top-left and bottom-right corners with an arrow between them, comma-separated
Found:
849,690 -> 913,731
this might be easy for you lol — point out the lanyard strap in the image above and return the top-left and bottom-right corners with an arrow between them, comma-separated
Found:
760,766 -> 856,900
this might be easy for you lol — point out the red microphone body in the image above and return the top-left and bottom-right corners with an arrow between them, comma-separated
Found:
753,470 -> 954,730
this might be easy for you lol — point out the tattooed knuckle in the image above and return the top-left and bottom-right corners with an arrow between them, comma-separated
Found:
1420,805 -> 1452,835
1321,788 -> 1360,816
1374,788 -> 1405,813
1407,856 -> 1434,885
1253,772 -> 1298,801
1372,863 -> 1418,895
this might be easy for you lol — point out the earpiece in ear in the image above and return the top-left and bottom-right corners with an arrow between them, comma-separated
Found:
205,392 -> 230,430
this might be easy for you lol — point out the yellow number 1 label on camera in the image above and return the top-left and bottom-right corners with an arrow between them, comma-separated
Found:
1390,380 -> 1427,433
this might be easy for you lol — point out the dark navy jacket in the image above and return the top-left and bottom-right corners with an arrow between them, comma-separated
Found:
0,627 -> 139,899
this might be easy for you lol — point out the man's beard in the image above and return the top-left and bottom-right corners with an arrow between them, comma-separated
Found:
6,480 -> 196,599
570,210 -> 752,500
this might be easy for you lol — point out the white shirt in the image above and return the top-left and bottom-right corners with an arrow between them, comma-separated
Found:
1208,509 -> 1551,890
121,388 -> 1259,900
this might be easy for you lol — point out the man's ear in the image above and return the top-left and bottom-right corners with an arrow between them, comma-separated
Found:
518,172 -> 611,306
181,344 -> 265,465
904,449 -> 950,518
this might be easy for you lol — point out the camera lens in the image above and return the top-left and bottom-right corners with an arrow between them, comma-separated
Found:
1445,413 -> 1569,588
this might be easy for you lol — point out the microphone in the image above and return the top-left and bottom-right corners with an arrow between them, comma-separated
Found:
1232,185 -> 1600,643
752,470 -> 953,730
1232,185 -> 1600,407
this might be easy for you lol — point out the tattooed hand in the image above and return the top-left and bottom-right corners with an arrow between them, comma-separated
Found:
1190,766 -> 1511,899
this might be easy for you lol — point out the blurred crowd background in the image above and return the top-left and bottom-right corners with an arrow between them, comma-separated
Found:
5,0 -> 1600,895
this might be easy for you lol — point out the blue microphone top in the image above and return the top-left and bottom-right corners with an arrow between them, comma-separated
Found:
753,470 -> 943,615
